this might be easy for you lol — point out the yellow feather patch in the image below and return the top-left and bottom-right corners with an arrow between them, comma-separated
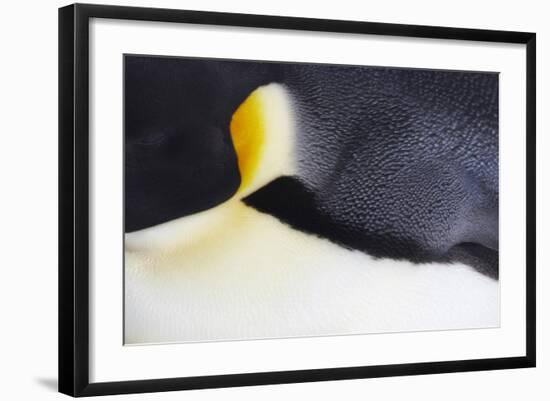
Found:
230,88 -> 266,194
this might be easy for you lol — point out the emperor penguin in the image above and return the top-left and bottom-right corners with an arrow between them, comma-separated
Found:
124,55 -> 499,344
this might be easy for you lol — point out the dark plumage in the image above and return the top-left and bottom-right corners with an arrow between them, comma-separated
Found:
280,64 -> 499,278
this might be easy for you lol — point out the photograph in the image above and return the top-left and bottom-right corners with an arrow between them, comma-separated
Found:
54,1 -> 537,397
123,55 -> 500,345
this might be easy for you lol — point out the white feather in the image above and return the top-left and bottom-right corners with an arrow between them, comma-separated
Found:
125,202 -> 498,344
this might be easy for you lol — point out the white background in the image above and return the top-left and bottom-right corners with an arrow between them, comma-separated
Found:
0,0 -> 547,399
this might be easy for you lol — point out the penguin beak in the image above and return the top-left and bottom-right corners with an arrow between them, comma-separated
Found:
229,83 -> 296,198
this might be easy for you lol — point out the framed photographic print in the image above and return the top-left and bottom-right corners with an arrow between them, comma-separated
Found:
58,3 -> 536,397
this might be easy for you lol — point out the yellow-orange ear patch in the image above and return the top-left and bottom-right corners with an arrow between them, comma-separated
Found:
230,88 -> 266,193
229,83 -> 295,198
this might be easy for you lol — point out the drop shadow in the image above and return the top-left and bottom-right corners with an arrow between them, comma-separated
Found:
35,377 -> 57,392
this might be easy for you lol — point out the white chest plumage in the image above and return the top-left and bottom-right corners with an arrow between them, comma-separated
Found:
124,202 -> 498,345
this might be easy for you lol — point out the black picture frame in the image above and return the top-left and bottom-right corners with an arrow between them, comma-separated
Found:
59,3 -> 536,397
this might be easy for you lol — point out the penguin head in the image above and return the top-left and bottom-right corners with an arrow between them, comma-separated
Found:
125,81 -> 297,252
124,56 -> 289,232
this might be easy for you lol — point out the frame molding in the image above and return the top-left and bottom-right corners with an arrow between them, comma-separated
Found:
59,3 -> 536,397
